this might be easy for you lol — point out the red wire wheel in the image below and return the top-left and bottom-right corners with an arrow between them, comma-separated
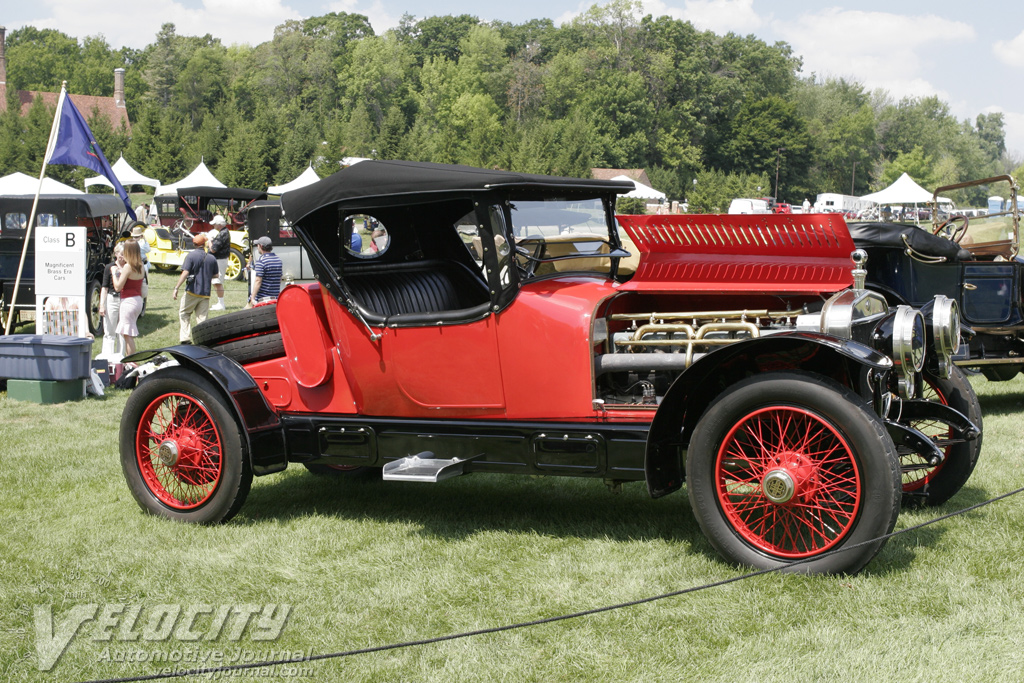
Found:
135,392 -> 223,509
120,368 -> 252,523
899,366 -> 982,506
687,372 -> 901,575
714,406 -> 861,559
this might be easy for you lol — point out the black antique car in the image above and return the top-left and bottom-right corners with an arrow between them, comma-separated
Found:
850,175 -> 1023,382
241,199 -> 315,286
0,193 -> 131,334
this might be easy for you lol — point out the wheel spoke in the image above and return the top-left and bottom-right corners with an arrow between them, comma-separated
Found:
135,392 -> 223,509
715,406 -> 862,559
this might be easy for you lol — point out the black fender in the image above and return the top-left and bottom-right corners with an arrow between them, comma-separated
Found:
126,345 -> 287,476
644,332 -> 894,499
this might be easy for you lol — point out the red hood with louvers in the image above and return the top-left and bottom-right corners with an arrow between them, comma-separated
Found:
616,213 -> 855,294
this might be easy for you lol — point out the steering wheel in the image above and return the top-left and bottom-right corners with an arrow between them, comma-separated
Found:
514,238 -> 545,279
934,215 -> 969,243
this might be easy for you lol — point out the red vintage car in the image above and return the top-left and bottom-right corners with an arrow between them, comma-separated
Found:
119,161 -> 979,575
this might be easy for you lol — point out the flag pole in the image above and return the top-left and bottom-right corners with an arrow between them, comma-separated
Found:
3,83 -> 67,336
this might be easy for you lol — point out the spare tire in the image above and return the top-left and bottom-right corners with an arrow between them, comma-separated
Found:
192,304 -> 278,347
213,333 -> 285,365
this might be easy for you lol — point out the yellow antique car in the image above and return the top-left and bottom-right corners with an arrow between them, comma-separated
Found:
144,186 -> 266,280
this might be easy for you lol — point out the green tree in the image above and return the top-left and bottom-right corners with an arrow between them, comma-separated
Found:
715,96 -> 812,201
218,121 -> 270,189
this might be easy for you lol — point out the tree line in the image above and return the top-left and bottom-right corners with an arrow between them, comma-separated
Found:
0,0 -> 1017,210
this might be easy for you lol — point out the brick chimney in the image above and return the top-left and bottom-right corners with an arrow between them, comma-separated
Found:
0,26 -> 7,86
114,67 -> 125,107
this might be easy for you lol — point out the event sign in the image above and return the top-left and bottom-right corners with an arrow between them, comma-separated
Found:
34,225 -> 88,336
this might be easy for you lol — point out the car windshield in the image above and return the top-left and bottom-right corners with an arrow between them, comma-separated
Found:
508,198 -> 627,278
508,198 -> 609,238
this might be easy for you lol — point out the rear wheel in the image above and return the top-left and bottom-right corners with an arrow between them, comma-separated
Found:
87,279 -> 103,336
687,372 -> 901,575
225,247 -> 245,281
901,366 -> 982,506
120,368 -> 251,523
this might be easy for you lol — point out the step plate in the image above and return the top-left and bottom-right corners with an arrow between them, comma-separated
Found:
382,452 -> 469,483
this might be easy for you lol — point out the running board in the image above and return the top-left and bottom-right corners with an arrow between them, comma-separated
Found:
382,452 -> 483,482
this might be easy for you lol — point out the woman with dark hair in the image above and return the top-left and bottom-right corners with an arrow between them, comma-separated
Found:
114,239 -> 146,355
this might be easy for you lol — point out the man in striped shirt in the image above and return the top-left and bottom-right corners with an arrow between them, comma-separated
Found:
249,236 -> 283,305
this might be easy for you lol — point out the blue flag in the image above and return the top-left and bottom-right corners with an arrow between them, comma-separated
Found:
44,87 -> 136,221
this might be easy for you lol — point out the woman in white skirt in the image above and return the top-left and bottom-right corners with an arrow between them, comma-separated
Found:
98,243 -> 125,360
114,240 -> 147,356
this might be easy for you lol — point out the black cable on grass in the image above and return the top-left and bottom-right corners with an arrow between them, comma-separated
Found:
74,484 -> 1024,683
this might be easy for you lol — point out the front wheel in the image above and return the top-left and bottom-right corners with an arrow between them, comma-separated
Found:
119,368 -> 252,523
687,372 -> 901,575
901,366 -> 982,506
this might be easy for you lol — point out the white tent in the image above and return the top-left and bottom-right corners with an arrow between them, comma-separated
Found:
268,166 -> 320,195
610,174 -> 667,200
0,171 -> 84,195
155,160 -> 226,195
860,173 -> 933,205
84,155 -> 160,190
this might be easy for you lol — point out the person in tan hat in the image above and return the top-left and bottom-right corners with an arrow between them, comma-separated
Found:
172,233 -> 219,344
129,222 -> 151,272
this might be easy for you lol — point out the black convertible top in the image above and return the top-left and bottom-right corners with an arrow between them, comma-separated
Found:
152,186 -> 267,202
281,160 -> 634,224
849,222 -> 972,262
0,193 -> 127,218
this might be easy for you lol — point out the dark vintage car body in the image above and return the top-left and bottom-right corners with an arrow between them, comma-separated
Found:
850,175 -> 1024,381
1,193 -> 128,334
119,161 -> 980,575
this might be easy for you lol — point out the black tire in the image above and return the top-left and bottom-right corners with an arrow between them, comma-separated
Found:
87,278 -> 103,336
192,304 -> 278,347
226,247 -> 245,281
119,367 -> 252,523
303,463 -> 375,478
0,294 -> 18,332
686,372 -> 901,575
213,332 -> 285,365
902,366 -> 983,507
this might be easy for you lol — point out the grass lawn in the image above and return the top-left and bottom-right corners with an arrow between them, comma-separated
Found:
2,272 -> 1024,681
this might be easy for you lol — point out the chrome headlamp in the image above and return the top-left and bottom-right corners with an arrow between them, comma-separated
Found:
931,295 -> 960,379
892,305 -> 926,398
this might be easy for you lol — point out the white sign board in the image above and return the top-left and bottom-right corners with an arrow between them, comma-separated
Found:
34,226 -> 88,336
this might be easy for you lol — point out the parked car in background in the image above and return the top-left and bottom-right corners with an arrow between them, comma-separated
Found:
851,174 -> 1024,385
0,193 -> 132,335
146,186 -> 266,280
727,198 -> 771,214
119,161 -> 978,575
242,199 -> 315,287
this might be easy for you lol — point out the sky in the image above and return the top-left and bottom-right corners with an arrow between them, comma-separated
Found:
5,0 -> 1024,157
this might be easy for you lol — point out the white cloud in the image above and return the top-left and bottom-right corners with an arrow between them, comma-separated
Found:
639,0 -> 761,34
11,0 -> 300,50
774,9 -> 974,97
993,29 -> 1024,68
993,108 -> 1024,157
327,0 -> 402,33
